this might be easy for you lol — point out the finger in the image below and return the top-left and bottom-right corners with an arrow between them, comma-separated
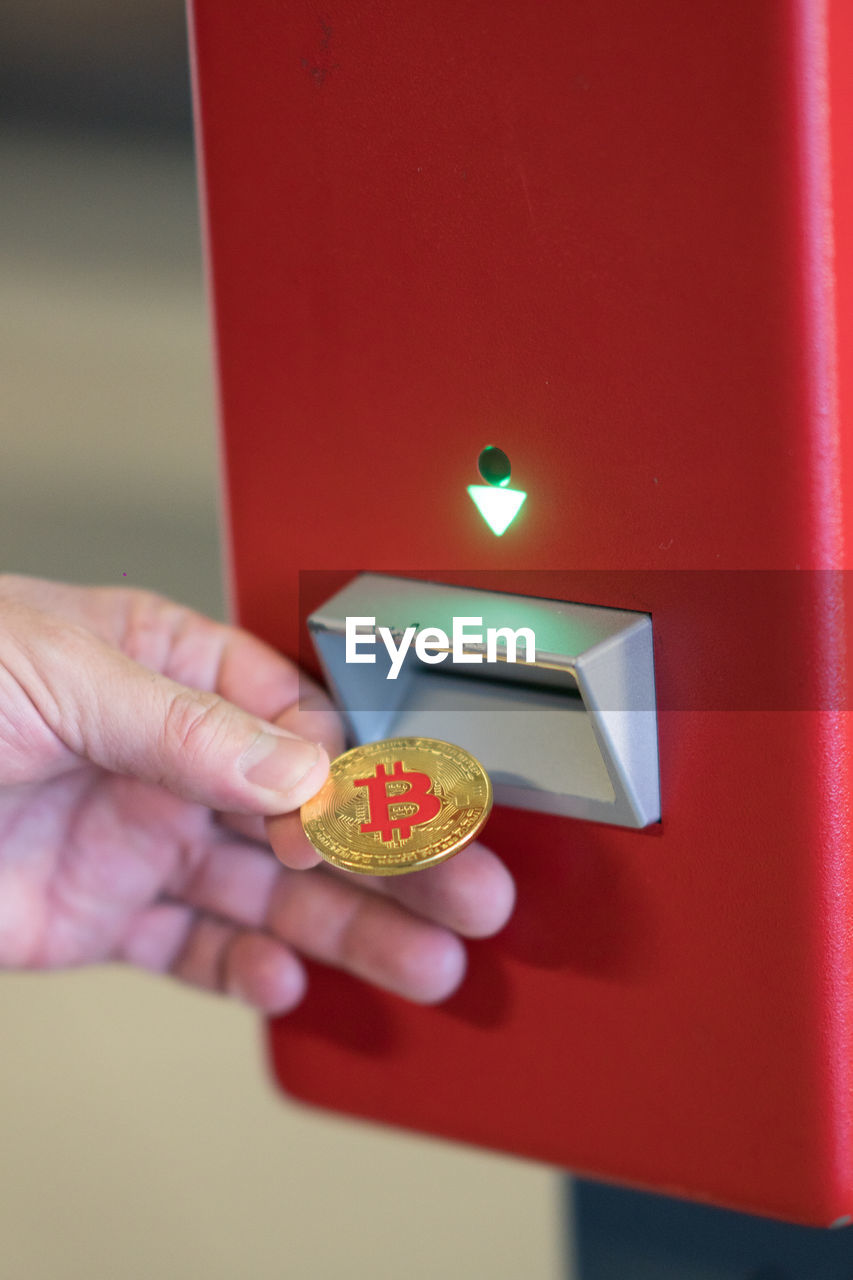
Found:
323,840 -> 516,938
231,806 -> 519,947
166,838 -> 468,1005
175,918 -> 309,1012
216,806 -> 321,871
265,809 -> 324,870
166,832 -> 511,943
218,671 -> 347,851
165,836 -> 281,927
163,839 -> 468,1008
118,594 -> 346,810
0,575 -> 131,643
217,814 -> 516,944
117,901 -> 307,1014
265,677 -> 347,759
3,610 -> 329,813
116,589 -> 346,756
0,578 -> 345,742
266,866 -> 467,1004
215,810 -> 268,845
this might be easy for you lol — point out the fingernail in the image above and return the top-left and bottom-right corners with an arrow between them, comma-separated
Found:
240,732 -> 320,795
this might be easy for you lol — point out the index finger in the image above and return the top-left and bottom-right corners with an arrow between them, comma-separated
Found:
152,607 -> 346,760
216,627 -> 345,754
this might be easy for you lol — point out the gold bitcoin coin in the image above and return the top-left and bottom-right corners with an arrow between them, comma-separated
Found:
300,737 -> 493,876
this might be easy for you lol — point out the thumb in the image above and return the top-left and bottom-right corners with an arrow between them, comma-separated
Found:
42,628 -> 330,814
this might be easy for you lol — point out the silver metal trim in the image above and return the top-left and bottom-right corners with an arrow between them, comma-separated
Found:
307,573 -> 660,829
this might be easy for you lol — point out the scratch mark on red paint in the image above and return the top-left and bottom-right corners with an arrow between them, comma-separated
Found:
301,15 -> 338,85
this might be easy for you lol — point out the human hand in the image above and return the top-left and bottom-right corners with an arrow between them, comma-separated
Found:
0,576 -> 514,1012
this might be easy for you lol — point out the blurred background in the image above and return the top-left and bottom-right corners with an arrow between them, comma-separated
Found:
0,3 -> 566,1276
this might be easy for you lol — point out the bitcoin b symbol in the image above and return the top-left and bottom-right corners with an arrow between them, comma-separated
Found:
354,760 -> 441,843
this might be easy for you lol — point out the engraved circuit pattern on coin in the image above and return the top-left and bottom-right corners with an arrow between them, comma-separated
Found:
300,737 -> 493,875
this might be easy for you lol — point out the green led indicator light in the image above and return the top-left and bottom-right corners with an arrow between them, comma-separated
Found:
477,444 -> 512,487
468,446 -> 526,535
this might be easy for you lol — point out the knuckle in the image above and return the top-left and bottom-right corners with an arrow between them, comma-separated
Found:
162,688 -> 230,766
119,587 -> 183,663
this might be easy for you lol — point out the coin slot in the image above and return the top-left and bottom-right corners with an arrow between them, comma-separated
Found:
400,676 -> 611,802
308,574 -> 659,829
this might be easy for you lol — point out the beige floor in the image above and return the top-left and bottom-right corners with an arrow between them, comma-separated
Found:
0,130 -> 569,1280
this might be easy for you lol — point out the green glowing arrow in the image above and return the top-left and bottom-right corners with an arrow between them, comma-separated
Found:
467,484 -> 527,536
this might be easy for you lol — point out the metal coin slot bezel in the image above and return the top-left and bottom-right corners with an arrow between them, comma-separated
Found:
307,574 -> 660,829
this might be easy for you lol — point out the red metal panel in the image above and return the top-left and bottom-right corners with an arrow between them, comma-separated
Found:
188,0 -> 853,1222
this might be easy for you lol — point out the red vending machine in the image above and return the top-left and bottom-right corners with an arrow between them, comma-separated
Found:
188,0 -> 853,1227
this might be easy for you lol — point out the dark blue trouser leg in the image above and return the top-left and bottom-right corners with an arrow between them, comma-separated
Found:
568,1178 -> 853,1280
